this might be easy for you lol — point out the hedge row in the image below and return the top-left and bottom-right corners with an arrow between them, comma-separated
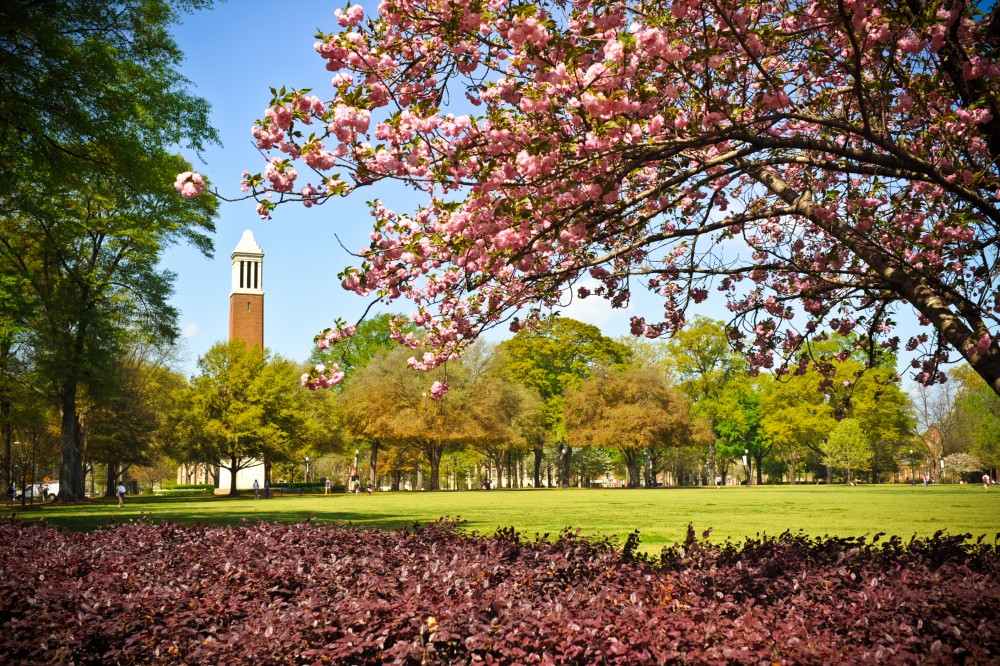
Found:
0,518 -> 997,664
152,488 -> 214,497
270,482 -> 338,491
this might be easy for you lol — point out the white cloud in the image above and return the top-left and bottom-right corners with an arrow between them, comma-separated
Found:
181,322 -> 203,339
556,279 -> 635,334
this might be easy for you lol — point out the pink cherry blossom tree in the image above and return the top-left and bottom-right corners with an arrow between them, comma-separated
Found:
228,0 -> 1000,395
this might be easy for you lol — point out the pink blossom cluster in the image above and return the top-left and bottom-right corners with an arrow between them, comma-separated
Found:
335,4 -> 364,28
173,171 -> 205,199
314,324 -> 357,351
264,160 -> 297,193
301,362 -> 345,390
237,0 -> 1000,391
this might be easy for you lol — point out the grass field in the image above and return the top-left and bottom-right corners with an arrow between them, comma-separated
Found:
7,484 -> 999,553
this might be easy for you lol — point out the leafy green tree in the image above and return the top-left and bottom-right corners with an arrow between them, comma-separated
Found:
499,317 -> 632,486
663,316 -> 747,481
759,373 -> 835,484
0,1 -> 218,500
565,366 -> 690,488
466,349 -> 545,488
167,341 -> 307,496
952,366 -> 1000,473
822,419 -> 874,485
572,447 -> 616,487
664,317 -> 745,402
0,0 -> 216,201
308,312 -> 411,488
712,380 -> 771,485
340,344 -> 540,490
758,334 -> 911,482
296,384 -> 346,470
848,371 -> 915,482
336,346 -> 417,490
86,353 -> 187,497
614,337 -> 671,372
308,312 -> 415,386
4,380 -> 58,495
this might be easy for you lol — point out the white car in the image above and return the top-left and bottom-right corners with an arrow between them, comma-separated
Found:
14,483 -> 53,501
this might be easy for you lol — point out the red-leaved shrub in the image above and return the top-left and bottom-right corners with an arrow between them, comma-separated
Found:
0,518 -> 997,664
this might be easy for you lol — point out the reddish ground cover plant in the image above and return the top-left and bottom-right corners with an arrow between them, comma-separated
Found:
0,518 -> 997,664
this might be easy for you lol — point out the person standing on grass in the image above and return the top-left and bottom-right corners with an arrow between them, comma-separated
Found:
253,479 -> 260,499
6,482 -> 14,506
116,482 -> 126,507
985,473 -> 992,493
325,477 -> 331,495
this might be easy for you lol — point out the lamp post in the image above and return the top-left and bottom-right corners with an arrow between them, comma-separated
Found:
560,445 -> 566,488
908,449 -> 913,482
742,449 -> 749,486
303,455 -> 311,484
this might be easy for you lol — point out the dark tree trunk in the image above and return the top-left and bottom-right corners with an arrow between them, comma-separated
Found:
425,443 -> 443,490
621,449 -> 641,488
56,389 -> 85,502
228,456 -> 239,496
1,337 -> 9,490
707,441 -> 716,489
368,439 -> 380,491
560,445 -> 572,487
104,464 -> 117,498
1,394 -> 10,491
533,447 -> 543,488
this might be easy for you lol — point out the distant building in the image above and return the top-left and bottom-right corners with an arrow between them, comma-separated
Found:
219,230 -> 266,492
178,230 -> 266,490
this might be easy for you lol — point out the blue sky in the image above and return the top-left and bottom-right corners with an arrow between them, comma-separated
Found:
166,0 -> 660,376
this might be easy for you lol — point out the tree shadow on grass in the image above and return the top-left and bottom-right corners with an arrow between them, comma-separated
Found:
8,494 -> 423,533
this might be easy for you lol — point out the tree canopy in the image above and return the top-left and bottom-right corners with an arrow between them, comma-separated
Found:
168,341 -> 308,496
499,317 -> 631,484
565,366 -> 691,487
822,418 -> 874,484
1,0 -> 218,500
339,344 -> 541,489
229,0 -> 1000,397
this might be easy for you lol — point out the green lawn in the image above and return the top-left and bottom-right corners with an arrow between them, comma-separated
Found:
8,484 -> 999,553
